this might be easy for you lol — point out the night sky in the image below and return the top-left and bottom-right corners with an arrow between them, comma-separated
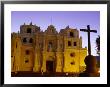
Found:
11,11 -> 100,56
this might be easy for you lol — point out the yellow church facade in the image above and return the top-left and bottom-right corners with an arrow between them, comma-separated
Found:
11,23 -> 87,74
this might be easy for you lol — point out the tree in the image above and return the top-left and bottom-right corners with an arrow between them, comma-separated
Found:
96,35 -> 100,55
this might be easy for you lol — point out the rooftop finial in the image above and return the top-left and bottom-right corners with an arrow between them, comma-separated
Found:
30,22 -> 32,25
66,25 -> 69,29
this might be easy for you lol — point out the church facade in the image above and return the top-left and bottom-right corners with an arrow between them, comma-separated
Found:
11,22 -> 87,73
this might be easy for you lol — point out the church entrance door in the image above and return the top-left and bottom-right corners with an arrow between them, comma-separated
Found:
46,60 -> 54,74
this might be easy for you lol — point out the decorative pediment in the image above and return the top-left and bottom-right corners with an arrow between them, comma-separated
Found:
45,25 -> 58,34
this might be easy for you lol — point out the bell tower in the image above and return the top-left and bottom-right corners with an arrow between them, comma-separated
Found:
63,26 -> 84,73
19,22 -> 40,71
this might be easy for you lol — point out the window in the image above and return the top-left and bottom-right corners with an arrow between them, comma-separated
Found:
68,41 -> 71,46
70,32 -> 74,37
26,50 -> 29,55
71,61 -> 75,65
29,38 -> 33,43
25,59 -> 29,63
23,38 -> 27,43
74,42 -> 77,46
27,28 -> 31,33
70,53 -> 75,57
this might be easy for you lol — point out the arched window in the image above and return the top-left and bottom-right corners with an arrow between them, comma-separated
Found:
29,38 -> 33,43
23,38 -> 27,43
25,59 -> 29,63
74,42 -> 77,46
26,50 -> 29,55
68,41 -> 71,46
27,28 -> 31,33
70,32 -> 74,37
71,61 -> 75,65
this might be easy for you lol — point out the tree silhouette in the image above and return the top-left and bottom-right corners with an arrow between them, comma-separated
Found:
96,35 -> 100,55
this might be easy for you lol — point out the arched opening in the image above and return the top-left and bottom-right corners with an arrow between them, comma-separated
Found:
23,38 -> 27,43
25,50 -> 29,55
68,41 -> 71,46
70,32 -> 74,37
46,57 -> 55,73
27,28 -> 31,33
25,59 -> 29,63
74,42 -> 77,46
29,38 -> 33,43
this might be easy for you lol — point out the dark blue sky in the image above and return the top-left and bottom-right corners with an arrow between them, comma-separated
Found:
11,11 -> 100,55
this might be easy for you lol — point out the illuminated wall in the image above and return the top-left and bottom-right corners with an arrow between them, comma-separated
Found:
11,23 -> 87,73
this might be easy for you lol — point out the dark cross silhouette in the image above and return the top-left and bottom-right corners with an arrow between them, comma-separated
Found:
80,25 -> 97,55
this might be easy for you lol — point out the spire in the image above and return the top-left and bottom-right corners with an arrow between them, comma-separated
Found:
24,23 -> 25,25
30,22 -> 32,25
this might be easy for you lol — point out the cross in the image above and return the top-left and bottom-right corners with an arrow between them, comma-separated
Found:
80,25 -> 97,55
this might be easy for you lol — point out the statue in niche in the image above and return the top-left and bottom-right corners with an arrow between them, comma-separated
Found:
48,41 -> 53,51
